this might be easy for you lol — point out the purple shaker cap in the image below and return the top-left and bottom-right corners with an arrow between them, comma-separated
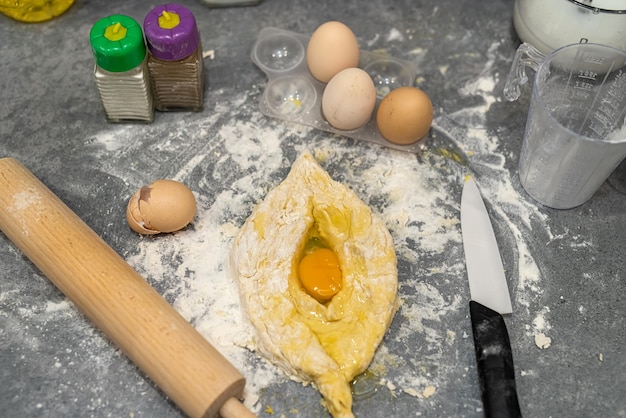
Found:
144,3 -> 199,61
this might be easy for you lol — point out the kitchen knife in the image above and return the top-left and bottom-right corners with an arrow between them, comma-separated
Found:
461,176 -> 522,418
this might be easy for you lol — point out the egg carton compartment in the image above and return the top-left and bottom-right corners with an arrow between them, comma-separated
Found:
251,27 -> 426,153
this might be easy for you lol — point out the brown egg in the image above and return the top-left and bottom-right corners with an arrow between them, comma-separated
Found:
306,21 -> 360,83
126,179 -> 196,235
376,86 -> 433,145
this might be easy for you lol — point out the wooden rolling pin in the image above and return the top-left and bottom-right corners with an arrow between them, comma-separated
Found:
0,158 -> 256,418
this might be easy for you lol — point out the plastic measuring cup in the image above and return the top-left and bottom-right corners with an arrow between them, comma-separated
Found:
505,42 -> 626,209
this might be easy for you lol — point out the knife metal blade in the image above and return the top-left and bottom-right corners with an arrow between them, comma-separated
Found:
461,176 -> 522,418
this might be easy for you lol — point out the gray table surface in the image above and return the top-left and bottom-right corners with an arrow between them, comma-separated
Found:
1,0 -> 625,417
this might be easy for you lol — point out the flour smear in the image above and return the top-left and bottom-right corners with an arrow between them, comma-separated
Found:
433,41 -> 554,344
80,39 -> 559,415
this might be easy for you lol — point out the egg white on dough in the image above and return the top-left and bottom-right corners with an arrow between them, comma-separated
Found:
229,150 -> 398,418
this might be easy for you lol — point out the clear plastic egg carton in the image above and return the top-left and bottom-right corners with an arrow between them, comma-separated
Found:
251,27 -> 426,153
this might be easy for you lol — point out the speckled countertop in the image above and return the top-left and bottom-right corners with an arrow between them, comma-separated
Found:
1,1 -> 625,417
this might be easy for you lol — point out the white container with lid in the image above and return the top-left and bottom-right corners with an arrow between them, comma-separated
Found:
513,0 -> 626,54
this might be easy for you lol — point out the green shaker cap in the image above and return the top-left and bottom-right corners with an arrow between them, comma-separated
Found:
90,15 -> 146,72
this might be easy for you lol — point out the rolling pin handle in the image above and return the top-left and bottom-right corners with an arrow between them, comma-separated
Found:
219,397 -> 257,418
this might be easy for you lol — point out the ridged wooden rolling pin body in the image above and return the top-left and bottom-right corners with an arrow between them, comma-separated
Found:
0,158 -> 255,418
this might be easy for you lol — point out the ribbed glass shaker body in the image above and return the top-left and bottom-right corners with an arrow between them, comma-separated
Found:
90,14 -> 154,123
144,4 -> 205,112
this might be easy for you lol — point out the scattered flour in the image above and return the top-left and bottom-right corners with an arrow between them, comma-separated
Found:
120,128 -> 466,412
78,37 -> 562,416
434,39 -> 553,335
89,130 -> 127,152
44,300 -> 71,313
386,28 -> 404,42
534,333 -> 552,349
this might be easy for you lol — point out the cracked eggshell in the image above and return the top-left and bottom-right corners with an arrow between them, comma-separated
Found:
126,179 -> 196,235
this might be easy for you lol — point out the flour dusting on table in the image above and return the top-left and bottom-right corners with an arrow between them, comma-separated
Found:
115,114 -> 467,412
434,40 -> 553,342
86,39 -> 555,415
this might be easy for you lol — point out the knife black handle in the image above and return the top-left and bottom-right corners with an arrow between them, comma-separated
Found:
470,301 -> 522,418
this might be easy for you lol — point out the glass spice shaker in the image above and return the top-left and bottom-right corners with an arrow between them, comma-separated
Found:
89,15 -> 154,123
143,4 -> 205,112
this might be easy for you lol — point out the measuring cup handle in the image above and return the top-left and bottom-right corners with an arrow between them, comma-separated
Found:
503,42 -> 546,101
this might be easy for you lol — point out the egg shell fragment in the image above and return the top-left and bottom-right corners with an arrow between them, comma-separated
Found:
306,21 -> 360,83
126,179 -> 196,235
322,67 -> 377,131
376,86 -> 434,145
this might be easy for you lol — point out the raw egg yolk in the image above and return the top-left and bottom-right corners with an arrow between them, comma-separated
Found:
298,248 -> 343,303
